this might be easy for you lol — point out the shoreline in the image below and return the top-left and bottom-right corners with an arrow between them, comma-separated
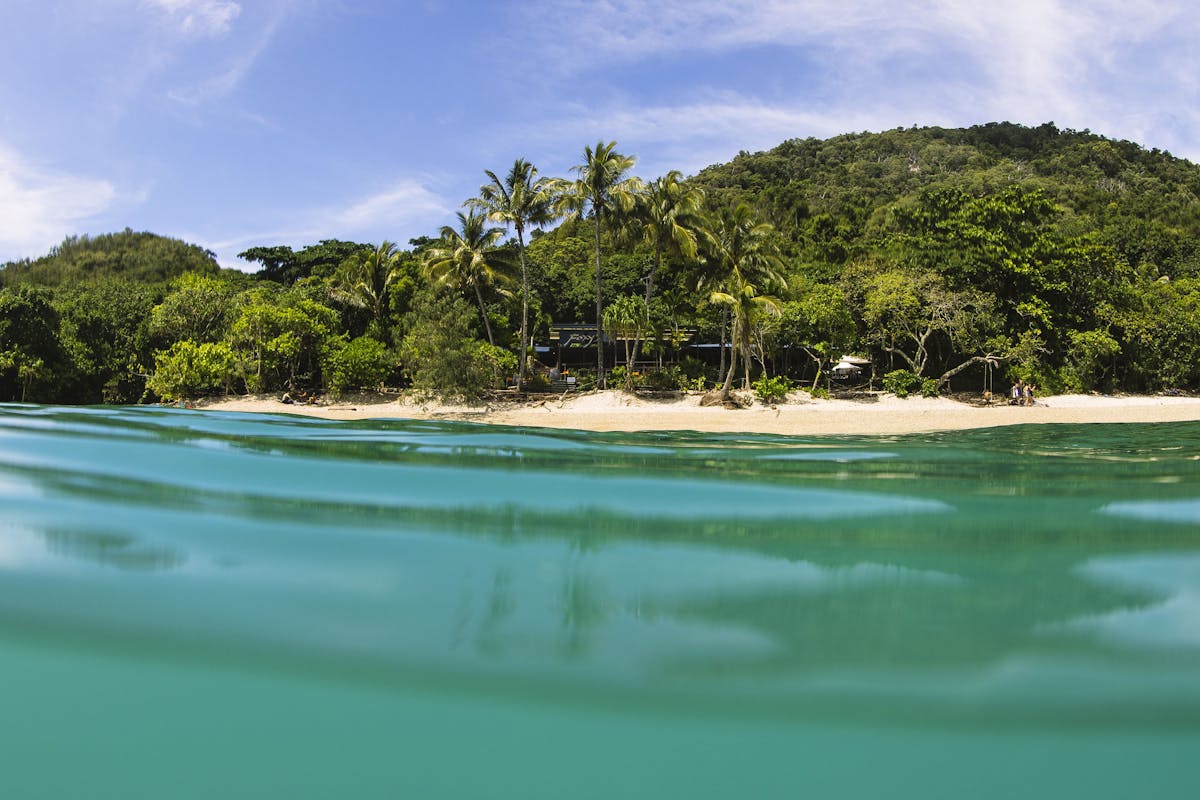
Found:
193,390 -> 1200,436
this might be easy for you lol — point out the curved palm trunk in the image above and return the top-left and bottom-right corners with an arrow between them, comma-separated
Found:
718,306 -> 729,379
719,316 -> 740,401
740,320 -> 753,389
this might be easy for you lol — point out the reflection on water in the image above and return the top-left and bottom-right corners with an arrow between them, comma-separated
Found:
2,404 -> 1200,798
1100,499 -> 1200,525
41,528 -> 186,571
1053,554 -> 1200,650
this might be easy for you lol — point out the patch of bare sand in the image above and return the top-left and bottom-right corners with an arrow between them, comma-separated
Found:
193,390 -> 1200,435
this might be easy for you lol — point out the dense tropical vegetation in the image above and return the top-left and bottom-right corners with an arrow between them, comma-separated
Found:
4,122 -> 1200,405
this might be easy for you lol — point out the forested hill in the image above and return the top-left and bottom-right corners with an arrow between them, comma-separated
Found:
0,229 -> 222,287
689,122 -> 1200,279
5,122 -> 1200,405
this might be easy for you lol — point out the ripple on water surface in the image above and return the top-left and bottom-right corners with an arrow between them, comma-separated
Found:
2,404 -> 1200,798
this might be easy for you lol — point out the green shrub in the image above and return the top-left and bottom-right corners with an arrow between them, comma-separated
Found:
609,365 -> 646,390
799,385 -> 830,400
678,355 -> 708,381
644,366 -> 683,391
327,336 -> 392,396
570,369 -> 596,390
752,374 -> 791,404
920,378 -> 940,398
474,342 -> 518,391
882,369 -> 922,398
523,372 -> 551,392
147,340 -> 236,401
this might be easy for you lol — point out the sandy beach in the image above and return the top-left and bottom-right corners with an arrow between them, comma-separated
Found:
194,390 -> 1200,435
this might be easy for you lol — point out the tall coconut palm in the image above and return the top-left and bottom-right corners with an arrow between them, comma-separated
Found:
626,170 -> 704,366
701,204 -> 787,401
636,170 -> 704,304
469,159 -> 558,389
564,141 -> 643,387
423,210 -> 514,346
331,240 -> 403,340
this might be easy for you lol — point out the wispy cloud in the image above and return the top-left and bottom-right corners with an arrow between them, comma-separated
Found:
0,142 -> 118,262
523,0 -> 1190,65
142,0 -> 242,38
165,10 -> 282,106
195,178 -> 453,269
331,180 -> 450,232
507,96 -> 954,180
518,0 -> 1200,158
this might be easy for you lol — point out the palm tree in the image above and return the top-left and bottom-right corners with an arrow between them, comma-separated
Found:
423,210 -> 514,346
602,295 -> 649,390
627,170 -> 704,366
331,240 -> 403,340
469,159 -> 558,389
636,170 -> 704,305
564,141 -> 643,388
701,204 -> 787,401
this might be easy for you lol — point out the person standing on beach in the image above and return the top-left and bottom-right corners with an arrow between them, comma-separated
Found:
1023,382 -> 1035,406
1011,380 -> 1022,405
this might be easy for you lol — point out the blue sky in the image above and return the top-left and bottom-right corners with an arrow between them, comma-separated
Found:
2,0 -> 1199,269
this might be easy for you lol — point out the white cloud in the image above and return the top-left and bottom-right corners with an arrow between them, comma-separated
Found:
190,178 -> 453,270
331,180 -> 451,232
519,0 -> 1200,159
512,97 -> 952,180
526,0 -> 1192,66
0,142 -> 118,262
143,0 -> 242,38
166,3 -> 285,106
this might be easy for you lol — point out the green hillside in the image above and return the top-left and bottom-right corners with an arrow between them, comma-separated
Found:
0,228 -> 222,288
3,123 -> 1200,404
691,122 -> 1200,278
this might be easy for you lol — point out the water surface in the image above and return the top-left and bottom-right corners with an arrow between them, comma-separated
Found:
2,404 -> 1198,798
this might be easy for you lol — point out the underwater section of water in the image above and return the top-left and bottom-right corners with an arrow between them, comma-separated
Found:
2,404 -> 1199,798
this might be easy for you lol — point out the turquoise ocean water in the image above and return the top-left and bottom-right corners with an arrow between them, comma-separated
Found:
2,403 -> 1199,798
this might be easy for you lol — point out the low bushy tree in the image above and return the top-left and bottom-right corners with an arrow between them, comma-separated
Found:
147,340 -> 237,401
326,336 -> 394,396
399,287 -> 516,400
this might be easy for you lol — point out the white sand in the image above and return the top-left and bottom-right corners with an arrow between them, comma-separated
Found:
194,390 -> 1200,435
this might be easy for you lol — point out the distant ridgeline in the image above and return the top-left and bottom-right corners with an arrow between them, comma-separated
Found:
3,122 -> 1200,405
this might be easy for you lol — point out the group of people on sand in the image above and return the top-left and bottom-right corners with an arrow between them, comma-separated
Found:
1010,379 -> 1036,406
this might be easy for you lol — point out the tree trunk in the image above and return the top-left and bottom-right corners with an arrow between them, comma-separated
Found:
718,306 -> 729,379
516,226 -> 528,389
741,337 -> 752,390
810,353 -> 825,391
629,250 -> 657,372
474,282 -> 495,347
719,316 -> 740,401
936,355 -> 1006,389
645,244 -> 660,305
882,343 -> 918,373
594,213 -> 605,388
